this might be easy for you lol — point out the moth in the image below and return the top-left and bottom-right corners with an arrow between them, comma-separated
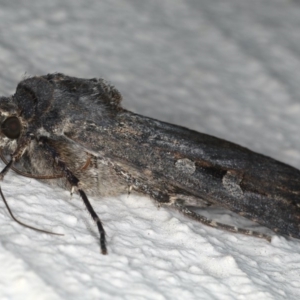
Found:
0,73 -> 299,255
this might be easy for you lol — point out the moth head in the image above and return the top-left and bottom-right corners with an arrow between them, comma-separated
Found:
0,96 -> 22,140
0,76 -> 54,141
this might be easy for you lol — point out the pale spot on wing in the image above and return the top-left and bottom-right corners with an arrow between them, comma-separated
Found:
175,158 -> 196,175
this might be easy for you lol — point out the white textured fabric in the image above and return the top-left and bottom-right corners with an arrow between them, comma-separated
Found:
0,0 -> 300,299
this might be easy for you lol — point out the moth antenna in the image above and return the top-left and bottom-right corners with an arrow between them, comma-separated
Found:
0,159 -> 13,180
0,186 -> 63,236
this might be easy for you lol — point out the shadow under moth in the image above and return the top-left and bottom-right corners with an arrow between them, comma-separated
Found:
0,73 -> 299,254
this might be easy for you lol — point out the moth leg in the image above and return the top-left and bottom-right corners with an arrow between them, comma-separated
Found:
39,137 -> 107,254
0,148 -> 63,179
0,135 -> 32,180
127,185 -> 133,198
172,200 -> 272,242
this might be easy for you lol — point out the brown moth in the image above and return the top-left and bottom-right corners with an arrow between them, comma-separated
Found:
0,73 -> 299,254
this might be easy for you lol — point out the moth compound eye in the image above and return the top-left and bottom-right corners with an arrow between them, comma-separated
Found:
1,116 -> 21,139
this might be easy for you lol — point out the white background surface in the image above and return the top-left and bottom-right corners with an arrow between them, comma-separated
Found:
0,0 -> 300,299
